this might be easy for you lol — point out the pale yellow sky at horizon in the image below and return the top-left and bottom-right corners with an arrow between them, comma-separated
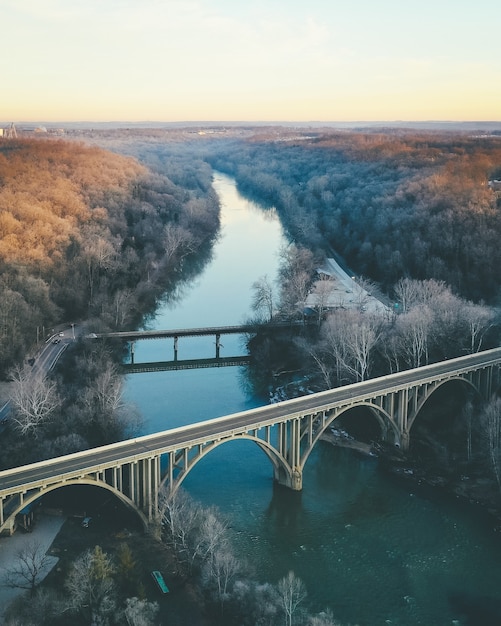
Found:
1,0 -> 500,123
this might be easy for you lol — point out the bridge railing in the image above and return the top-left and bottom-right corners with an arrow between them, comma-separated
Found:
2,346 -> 501,497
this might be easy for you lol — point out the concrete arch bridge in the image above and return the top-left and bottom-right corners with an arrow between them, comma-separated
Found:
1,347 -> 501,535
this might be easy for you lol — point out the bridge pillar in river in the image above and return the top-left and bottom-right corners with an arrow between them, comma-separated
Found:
274,417 -> 303,490
4,347 -> 501,534
274,465 -> 303,491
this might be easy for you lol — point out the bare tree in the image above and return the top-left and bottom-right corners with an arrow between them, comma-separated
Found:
395,305 -> 433,369
82,231 -> 119,305
191,507 -> 229,571
302,340 -> 336,390
122,597 -> 159,626
279,269 -> 311,318
9,365 -> 61,437
4,588 -> 62,626
462,303 -> 494,353
308,610 -> 344,625
231,579 -> 280,625
278,244 -> 315,317
429,289 -> 468,357
394,277 -> 422,313
65,546 -> 116,624
159,488 -> 202,572
251,275 -> 275,322
322,310 -> 382,382
201,546 -> 240,611
163,223 -> 196,266
2,540 -> 54,597
91,361 -> 124,415
480,397 -> 501,492
311,278 -> 335,324
111,288 -> 135,329
159,487 -> 238,601
379,326 -> 402,374
394,277 -> 449,313
277,571 -> 307,626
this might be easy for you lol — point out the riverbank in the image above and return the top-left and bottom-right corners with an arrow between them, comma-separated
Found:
1,502 -> 211,625
322,430 -> 501,530
380,454 -> 501,528
320,429 -> 375,456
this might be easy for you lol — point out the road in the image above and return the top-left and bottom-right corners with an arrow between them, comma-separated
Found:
2,346 -> 501,495
0,325 -> 78,426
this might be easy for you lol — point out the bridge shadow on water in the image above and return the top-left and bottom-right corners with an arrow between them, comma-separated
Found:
449,591 -> 501,626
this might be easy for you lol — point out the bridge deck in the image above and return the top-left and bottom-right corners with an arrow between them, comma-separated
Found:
2,347 -> 501,496
94,321 -> 305,341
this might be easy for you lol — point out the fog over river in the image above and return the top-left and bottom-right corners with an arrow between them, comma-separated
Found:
124,172 -> 501,626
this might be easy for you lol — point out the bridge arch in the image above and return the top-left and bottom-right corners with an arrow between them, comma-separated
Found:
7,480 -> 149,532
297,402 -> 400,475
163,434 -> 291,496
327,401 -> 399,444
3,347 -> 501,532
406,375 -> 482,435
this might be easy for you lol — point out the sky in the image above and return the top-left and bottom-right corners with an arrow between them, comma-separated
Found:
1,0 -> 500,123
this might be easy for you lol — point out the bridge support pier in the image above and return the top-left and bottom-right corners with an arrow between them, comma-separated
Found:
274,417 -> 304,491
274,466 -> 303,491
397,430 -> 410,451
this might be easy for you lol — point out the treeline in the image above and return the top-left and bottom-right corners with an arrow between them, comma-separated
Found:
205,129 -> 501,302
0,138 -> 220,376
0,136 -> 221,468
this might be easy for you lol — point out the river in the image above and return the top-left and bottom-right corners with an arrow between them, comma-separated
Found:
124,172 -> 501,626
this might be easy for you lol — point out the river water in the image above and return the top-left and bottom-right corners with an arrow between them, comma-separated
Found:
124,173 -> 501,625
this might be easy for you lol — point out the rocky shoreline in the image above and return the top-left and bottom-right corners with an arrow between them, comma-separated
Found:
385,460 -> 501,528
321,430 -> 501,529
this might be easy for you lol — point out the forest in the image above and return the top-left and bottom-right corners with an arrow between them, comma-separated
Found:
0,137 -> 220,468
3,128 -> 501,625
0,137 -> 219,376
203,128 -> 501,303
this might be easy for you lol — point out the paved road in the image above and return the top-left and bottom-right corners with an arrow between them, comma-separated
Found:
2,346 -> 501,495
0,326 -> 77,427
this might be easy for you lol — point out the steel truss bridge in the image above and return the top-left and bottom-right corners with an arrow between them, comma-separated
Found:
1,347 -> 501,535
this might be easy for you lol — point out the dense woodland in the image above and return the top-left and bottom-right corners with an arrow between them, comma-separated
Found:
83,126 -> 501,301
0,137 -> 220,468
204,129 -> 501,302
3,129 -> 501,625
0,138 -> 219,376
